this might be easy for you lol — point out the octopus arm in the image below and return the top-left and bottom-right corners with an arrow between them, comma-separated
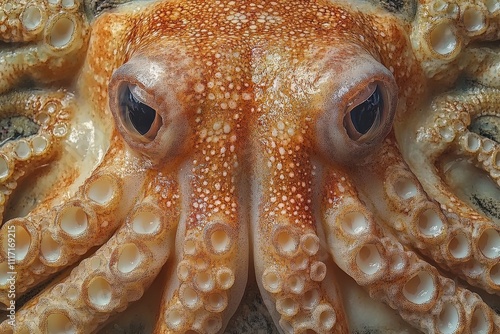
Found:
0,169 -> 179,333
0,0 -> 90,95
154,205 -> 249,334
0,135 -> 147,308
250,132 -> 349,333
143,87 -> 250,332
402,87 -> 500,191
348,136 -> 500,296
0,90 -> 72,222
321,167 -> 500,333
395,87 -> 500,295
410,0 -> 499,84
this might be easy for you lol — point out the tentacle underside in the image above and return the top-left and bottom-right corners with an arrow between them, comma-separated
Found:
0,91 -> 73,222
249,49 -> 349,332
394,87 -> 500,296
0,168 -> 179,333
321,166 -> 500,334
350,136 -> 500,296
411,0 -> 499,85
0,0 -> 90,94
0,89 -> 133,306
0,0 -> 140,319
154,42 -> 249,333
0,135 -> 152,306
252,123 -> 348,333
404,87 -> 500,189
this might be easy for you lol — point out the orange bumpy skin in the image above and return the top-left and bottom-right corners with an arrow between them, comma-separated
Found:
0,0 -> 499,333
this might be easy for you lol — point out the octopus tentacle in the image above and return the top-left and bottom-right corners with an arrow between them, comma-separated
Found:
0,0 -> 89,94
321,167 -> 500,333
391,86 -> 500,295
0,137 -> 148,306
349,137 -> 500,296
408,87 -> 500,183
252,125 -> 348,333
156,209 -> 246,334
156,214 -> 247,332
401,86 -> 500,211
0,169 -> 179,333
0,0 -> 47,42
0,0 -> 86,43
410,0 -> 499,82
154,69 -> 249,331
0,90 -> 72,221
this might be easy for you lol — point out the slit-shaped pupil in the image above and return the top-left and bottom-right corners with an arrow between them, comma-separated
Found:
350,85 -> 382,135
120,85 -> 157,136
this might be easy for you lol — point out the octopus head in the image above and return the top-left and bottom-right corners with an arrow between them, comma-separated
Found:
0,0 -> 499,333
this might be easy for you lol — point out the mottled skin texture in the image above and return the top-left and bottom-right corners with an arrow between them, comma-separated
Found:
0,0 -> 499,333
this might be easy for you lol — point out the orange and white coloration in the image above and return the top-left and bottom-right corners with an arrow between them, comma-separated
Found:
0,0 -> 499,333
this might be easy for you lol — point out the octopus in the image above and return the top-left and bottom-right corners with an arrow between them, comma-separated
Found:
0,0 -> 499,333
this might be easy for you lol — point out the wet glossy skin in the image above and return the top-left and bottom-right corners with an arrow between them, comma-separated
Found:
0,0 -> 499,333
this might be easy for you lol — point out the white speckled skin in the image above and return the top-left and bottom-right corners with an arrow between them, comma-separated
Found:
0,0 -> 499,333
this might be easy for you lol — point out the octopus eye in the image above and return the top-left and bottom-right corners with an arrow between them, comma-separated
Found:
109,55 -> 190,162
344,83 -> 384,141
119,84 -> 162,141
316,53 -> 397,163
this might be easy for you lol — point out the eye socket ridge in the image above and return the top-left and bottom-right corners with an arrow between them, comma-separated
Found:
343,81 -> 390,142
118,83 -> 163,142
